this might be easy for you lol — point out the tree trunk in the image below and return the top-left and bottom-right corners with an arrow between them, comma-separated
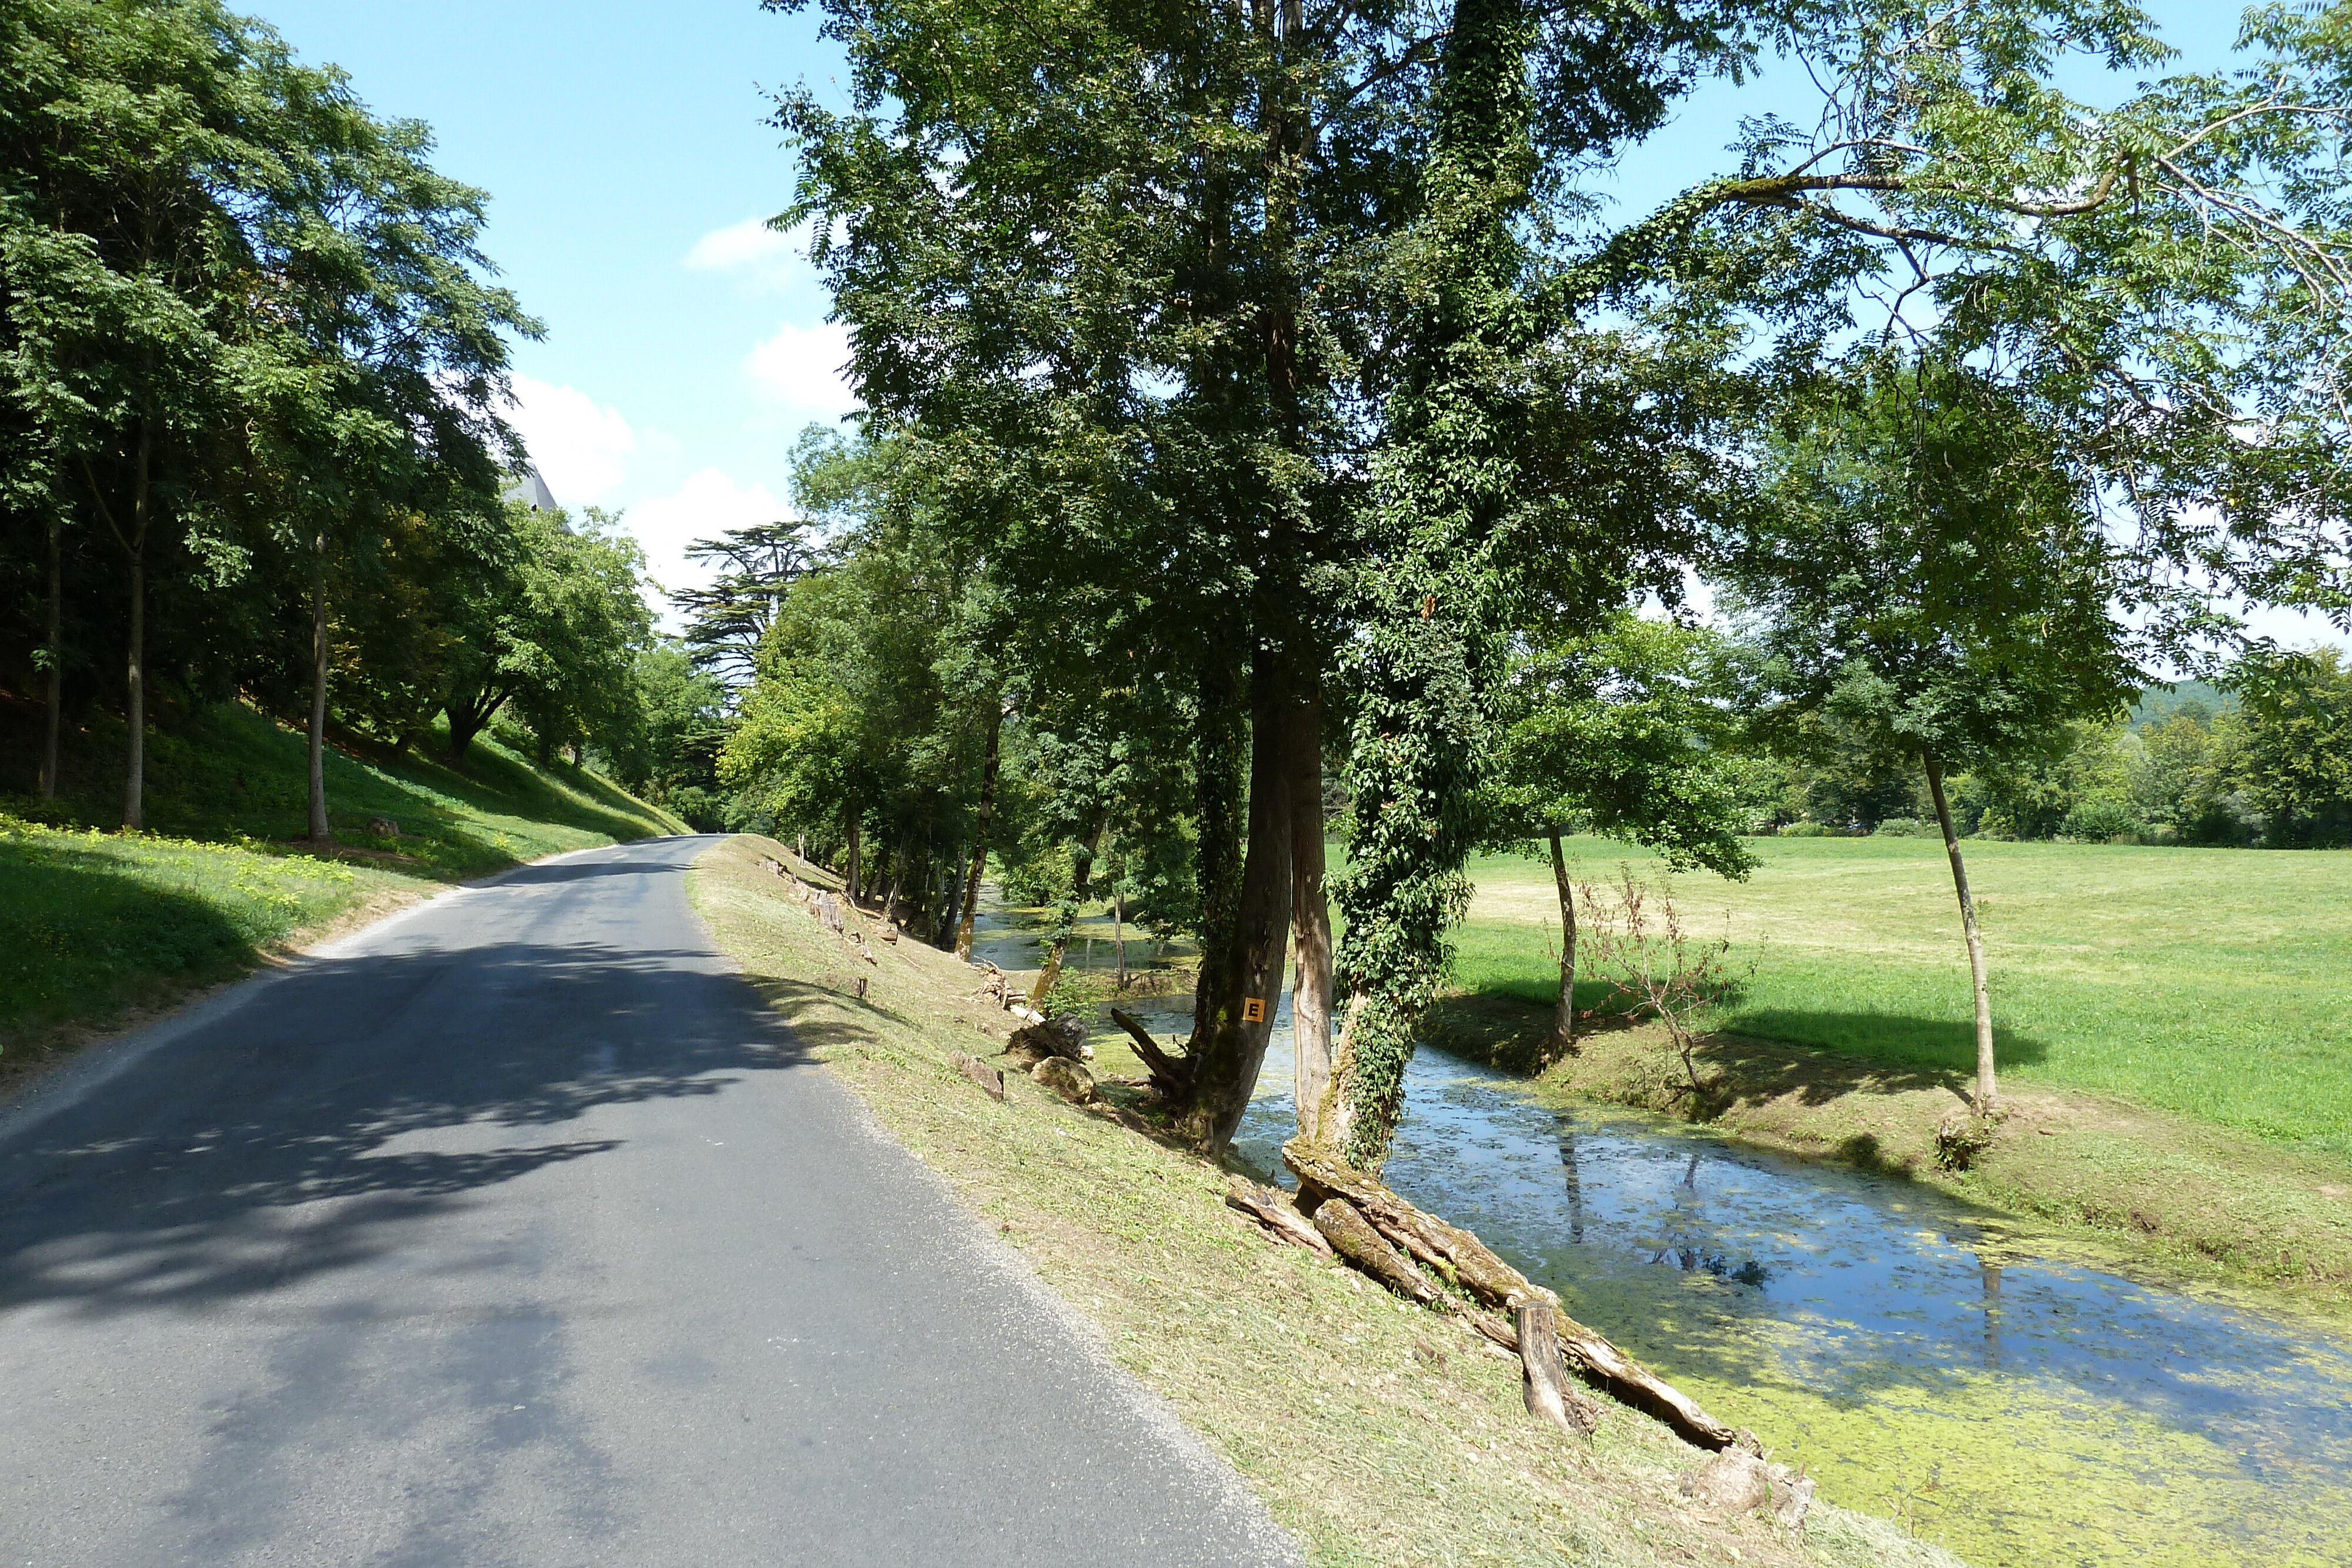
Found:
954,695 -> 1005,961
1548,826 -> 1576,1056
846,815 -> 863,905
1289,684 -> 1335,1142
121,423 -> 153,832
39,511 -> 61,799
1028,938 -> 1066,1005
1113,880 -> 1127,993
1925,752 -> 1996,1110
122,538 -> 144,831
307,552 -> 332,845
1074,811 -> 1109,902
1176,657 -> 1295,1148
1189,658 -> 1249,1058
444,688 -> 506,758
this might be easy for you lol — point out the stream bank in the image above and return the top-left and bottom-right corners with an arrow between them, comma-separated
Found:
1424,992 -> 2352,1309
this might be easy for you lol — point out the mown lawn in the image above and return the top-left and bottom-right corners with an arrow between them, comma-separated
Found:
1455,835 -> 2352,1159
1,700 -> 685,1061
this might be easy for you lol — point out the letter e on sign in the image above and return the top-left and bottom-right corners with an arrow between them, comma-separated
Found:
1242,998 -> 1267,1023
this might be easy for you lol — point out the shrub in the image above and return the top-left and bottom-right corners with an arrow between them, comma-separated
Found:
1872,816 -> 1935,837
1780,820 -> 1832,837
2060,798 -> 2143,844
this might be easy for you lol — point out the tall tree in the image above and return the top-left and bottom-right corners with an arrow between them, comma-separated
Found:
773,0 -> 1745,1152
671,519 -> 815,693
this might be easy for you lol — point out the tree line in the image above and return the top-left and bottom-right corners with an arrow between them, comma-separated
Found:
709,0 -> 2352,1167
0,0 -> 678,839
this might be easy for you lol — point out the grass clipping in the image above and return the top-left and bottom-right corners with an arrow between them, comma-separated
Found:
690,835 -> 1957,1568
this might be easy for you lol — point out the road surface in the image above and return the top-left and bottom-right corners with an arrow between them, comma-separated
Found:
0,836 -> 1292,1567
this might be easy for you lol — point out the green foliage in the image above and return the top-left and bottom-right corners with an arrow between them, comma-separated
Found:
2228,644 -> 2352,847
1732,362 -> 2141,787
438,502 -> 654,760
0,0 -> 720,852
1485,614 -> 1756,880
600,641 -> 729,830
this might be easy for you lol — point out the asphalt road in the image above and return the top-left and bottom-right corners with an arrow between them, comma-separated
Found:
0,836 -> 1294,1568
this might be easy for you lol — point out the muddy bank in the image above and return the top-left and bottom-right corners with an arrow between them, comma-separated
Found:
1425,993 -> 2352,1308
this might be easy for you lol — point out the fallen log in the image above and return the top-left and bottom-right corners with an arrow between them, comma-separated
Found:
1224,1180 -> 1334,1255
1285,1136 -> 1756,1455
1516,1300 -> 1601,1436
1313,1198 -> 1442,1305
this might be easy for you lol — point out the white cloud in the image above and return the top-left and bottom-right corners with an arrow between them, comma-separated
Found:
683,216 -> 825,296
745,320 -> 858,415
685,216 -> 795,273
505,375 -> 635,505
623,467 -> 787,621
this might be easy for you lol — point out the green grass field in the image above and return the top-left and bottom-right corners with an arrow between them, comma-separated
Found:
1455,835 -> 2352,1159
1,700 -> 684,1057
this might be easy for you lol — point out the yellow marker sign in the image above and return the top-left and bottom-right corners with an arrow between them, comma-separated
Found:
1241,998 -> 1267,1023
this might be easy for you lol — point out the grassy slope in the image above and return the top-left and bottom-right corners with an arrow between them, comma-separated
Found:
1455,834 -> 2352,1158
690,834 -> 1957,1568
1,701 -> 684,1073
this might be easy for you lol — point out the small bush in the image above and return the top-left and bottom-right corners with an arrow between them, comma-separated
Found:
1872,816 -> 1935,838
2060,799 -> 2144,844
1779,820 -> 1832,837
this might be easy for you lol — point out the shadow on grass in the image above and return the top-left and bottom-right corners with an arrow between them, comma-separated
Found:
1435,985 -> 2050,1101
2,699 -> 672,872
1716,1008 -> 2052,1081
0,834 -> 280,1045
0,925 -> 804,1318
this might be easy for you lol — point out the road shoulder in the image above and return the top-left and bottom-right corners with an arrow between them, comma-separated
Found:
687,832 -> 1958,1568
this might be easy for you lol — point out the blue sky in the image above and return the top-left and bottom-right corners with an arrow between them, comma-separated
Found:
248,1 -> 2336,650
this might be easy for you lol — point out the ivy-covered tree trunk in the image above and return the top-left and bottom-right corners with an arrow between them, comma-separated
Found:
1330,0 -> 1538,1169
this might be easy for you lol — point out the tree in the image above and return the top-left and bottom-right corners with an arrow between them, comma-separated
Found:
1728,362 -> 2141,1111
777,0 -> 1751,1155
239,75 -> 527,841
671,519 -> 815,694
440,503 -> 652,761
2227,644 -> 2352,847
1628,0 -> 2352,647
602,641 -> 731,829
1483,615 -> 1756,1059
0,0 -> 527,835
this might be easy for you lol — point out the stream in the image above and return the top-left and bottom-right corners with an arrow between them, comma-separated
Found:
968,897 -> 2352,1566
1141,987 -> 2352,1568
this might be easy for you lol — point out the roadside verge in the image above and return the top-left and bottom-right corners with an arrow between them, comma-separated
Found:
688,832 -> 1959,1568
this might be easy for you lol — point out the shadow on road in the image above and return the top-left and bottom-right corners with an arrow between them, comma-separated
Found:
0,936 -> 805,1319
